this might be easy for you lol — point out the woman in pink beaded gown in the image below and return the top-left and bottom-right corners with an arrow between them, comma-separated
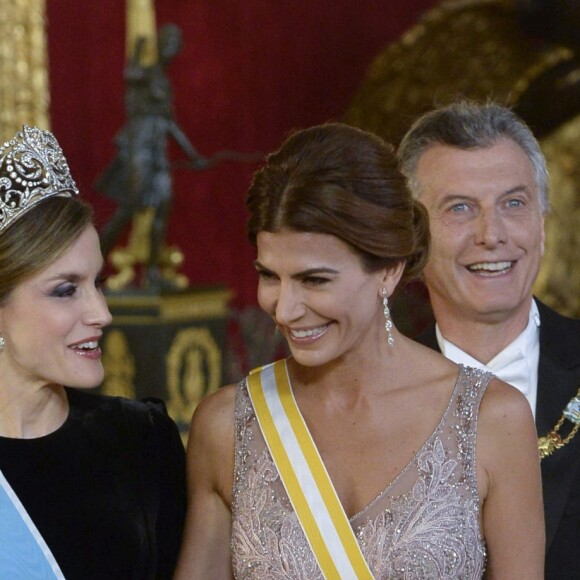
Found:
175,123 -> 544,579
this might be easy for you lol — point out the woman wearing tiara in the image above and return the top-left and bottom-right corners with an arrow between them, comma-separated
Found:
0,126 -> 186,579
175,123 -> 544,578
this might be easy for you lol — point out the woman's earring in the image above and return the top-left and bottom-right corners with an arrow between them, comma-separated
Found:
381,289 -> 394,347
0,336 -> 5,351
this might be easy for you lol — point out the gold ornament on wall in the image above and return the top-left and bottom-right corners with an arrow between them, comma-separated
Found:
535,114 -> 580,318
101,329 -> 137,399
166,327 -> 222,426
0,0 -> 50,141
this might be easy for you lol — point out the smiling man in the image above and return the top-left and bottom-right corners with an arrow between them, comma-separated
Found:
398,101 -> 580,579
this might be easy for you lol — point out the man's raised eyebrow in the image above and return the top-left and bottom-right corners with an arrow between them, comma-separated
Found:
502,184 -> 532,197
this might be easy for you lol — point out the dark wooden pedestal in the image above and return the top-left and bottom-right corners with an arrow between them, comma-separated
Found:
99,287 -> 232,435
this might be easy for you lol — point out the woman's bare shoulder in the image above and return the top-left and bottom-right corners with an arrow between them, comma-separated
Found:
190,383 -> 238,440
186,383 -> 240,465
195,383 -> 237,417
479,377 -> 534,428
477,377 -> 538,471
186,383 -> 240,502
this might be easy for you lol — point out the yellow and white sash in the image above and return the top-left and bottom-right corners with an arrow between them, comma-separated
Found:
247,359 -> 374,580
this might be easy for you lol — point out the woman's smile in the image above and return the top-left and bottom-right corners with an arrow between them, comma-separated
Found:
287,324 -> 332,342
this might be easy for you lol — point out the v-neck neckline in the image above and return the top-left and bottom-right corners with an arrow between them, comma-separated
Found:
281,364 -> 465,521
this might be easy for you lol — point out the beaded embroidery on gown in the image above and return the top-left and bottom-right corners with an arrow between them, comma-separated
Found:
231,365 -> 491,579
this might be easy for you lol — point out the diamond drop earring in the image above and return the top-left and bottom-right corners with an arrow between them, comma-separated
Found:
381,288 -> 394,347
0,336 -> 5,351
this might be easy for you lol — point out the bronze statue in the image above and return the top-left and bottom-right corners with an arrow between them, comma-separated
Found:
96,23 -> 209,289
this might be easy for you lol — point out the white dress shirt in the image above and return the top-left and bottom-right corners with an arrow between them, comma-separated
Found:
435,301 -> 541,418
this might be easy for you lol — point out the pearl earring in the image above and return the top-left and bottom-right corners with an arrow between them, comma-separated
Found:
381,288 -> 394,347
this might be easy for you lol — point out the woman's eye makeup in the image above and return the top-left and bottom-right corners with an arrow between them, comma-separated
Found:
303,276 -> 329,285
257,268 -> 275,279
50,283 -> 76,298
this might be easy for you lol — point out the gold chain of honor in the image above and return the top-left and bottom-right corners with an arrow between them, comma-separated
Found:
538,387 -> 580,459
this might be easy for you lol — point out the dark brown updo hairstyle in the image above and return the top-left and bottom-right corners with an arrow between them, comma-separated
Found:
246,123 -> 429,282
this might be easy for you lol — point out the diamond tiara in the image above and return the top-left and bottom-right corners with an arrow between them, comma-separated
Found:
0,125 -> 79,233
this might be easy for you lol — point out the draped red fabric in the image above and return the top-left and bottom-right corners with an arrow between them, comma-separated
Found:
46,0 -> 437,307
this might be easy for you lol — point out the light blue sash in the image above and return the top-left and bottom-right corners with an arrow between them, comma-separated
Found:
0,470 -> 65,579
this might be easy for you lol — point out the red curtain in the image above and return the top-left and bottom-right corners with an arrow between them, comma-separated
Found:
46,0 -> 438,307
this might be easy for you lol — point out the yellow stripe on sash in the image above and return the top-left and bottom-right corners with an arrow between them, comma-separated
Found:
248,369 -> 340,578
248,360 -> 374,580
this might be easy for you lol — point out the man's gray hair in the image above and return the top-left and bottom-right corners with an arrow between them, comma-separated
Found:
397,101 -> 550,213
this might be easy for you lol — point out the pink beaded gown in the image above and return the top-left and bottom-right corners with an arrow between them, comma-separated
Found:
231,365 -> 490,579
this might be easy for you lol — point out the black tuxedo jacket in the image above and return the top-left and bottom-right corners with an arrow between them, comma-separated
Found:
415,299 -> 580,579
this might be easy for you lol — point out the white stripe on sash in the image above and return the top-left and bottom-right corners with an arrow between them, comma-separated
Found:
0,470 -> 65,579
248,360 -> 374,580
